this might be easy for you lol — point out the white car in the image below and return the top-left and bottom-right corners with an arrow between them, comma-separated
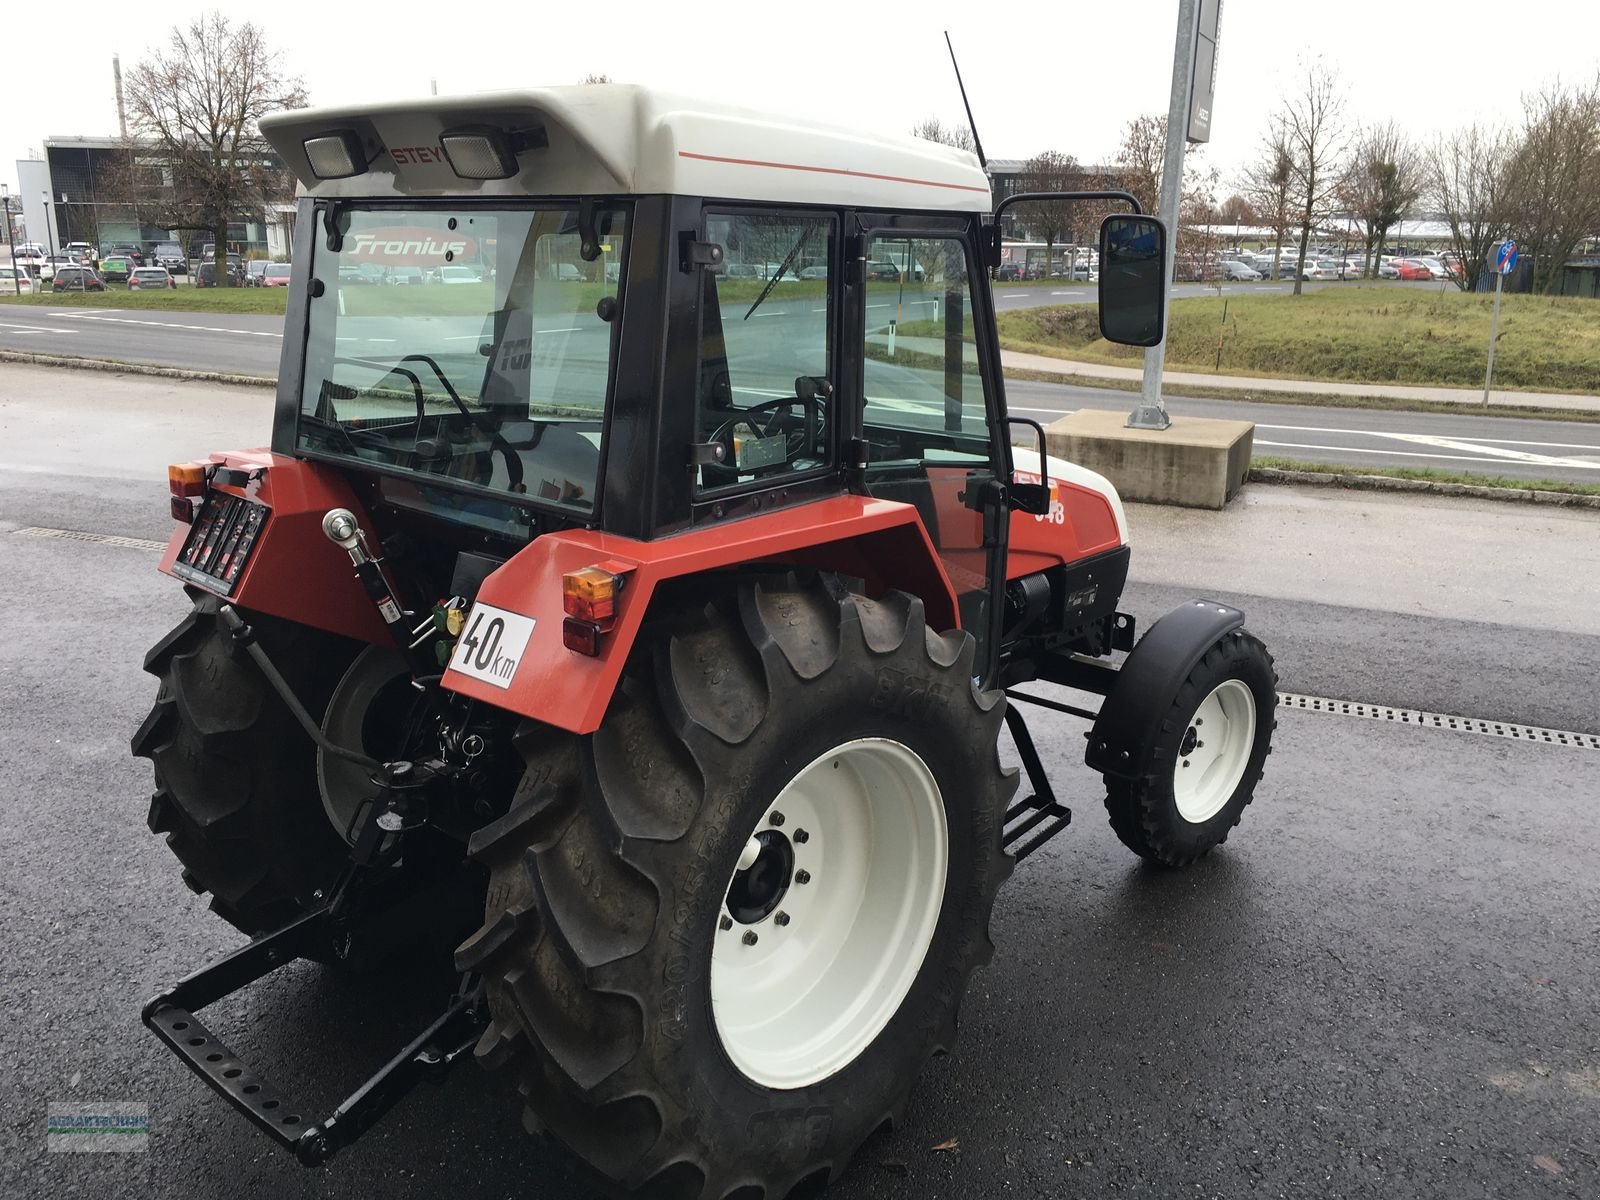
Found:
0,265 -> 32,293
1416,257 -> 1451,280
438,265 -> 484,284
1220,259 -> 1263,281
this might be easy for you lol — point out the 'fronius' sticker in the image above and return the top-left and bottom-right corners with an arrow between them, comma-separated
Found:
449,603 -> 536,689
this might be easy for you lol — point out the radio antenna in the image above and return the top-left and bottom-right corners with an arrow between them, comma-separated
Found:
944,31 -> 987,170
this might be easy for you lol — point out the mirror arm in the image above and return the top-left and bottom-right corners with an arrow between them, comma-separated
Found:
992,189 -> 1144,224
1002,415 -> 1052,515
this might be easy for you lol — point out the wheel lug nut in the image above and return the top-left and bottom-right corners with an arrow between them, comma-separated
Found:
1182,760 -> 1190,768
775,912 -> 790,927
1196,740 -> 1204,748
720,915 -> 732,931
795,869 -> 811,885
769,811 -> 785,827
742,930 -> 759,946
793,829 -> 809,844
1195,718 -> 1204,726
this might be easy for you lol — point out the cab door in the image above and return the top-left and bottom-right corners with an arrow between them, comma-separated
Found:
853,223 -> 1010,680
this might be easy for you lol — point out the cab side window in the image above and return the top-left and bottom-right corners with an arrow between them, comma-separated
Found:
694,211 -> 836,491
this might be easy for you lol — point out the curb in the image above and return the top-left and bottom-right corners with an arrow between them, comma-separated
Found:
0,350 -> 274,389
1248,466 -> 1600,510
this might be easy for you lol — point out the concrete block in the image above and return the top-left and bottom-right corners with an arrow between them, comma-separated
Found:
1043,409 -> 1254,510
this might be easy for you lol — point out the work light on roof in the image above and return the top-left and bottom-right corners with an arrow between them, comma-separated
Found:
439,126 -> 547,181
303,131 -> 367,180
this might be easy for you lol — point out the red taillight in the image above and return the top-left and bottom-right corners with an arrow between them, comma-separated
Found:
170,495 -> 195,523
561,616 -> 602,656
562,565 -> 619,623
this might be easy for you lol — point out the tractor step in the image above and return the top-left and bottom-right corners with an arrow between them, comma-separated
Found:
142,905 -> 486,1166
1002,793 -> 1072,860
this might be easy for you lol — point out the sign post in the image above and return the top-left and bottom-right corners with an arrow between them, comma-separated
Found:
1129,0 -> 1219,431
1483,239 -> 1517,406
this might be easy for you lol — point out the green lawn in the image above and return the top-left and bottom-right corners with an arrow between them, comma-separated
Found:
996,287 -> 1600,394
0,287 -> 289,314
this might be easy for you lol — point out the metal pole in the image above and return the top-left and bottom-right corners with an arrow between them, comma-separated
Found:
1483,268 -> 1503,406
41,191 -> 56,258
1129,0 -> 1201,431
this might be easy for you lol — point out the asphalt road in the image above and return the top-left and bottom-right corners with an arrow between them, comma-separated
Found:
3,371 -> 1598,1199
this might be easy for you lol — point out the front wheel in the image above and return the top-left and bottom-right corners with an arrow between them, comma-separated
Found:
1103,629 -> 1276,867
457,573 -> 1016,1198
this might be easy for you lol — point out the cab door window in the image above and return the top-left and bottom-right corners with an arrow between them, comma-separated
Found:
694,211 -> 836,491
859,233 -> 1002,652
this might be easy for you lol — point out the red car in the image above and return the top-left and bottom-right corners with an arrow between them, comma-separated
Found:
260,263 -> 293,287
1394,259 -> 1433,281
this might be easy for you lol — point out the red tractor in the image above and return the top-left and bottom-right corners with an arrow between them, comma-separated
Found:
134,85 -> 1276,1196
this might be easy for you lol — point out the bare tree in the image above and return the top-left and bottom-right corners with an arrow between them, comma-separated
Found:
910,117 -> 975,153
1279,63 -> 1346,295
1503,75 -> 1600,292
1218,194 -> 1257,225
1240,123 -> 1296,278
1014,150 -> 1083,269
1427,122 -> 1516,291
1114,113 -> 1166,215
121,12 -> 305,286
1339,121 -> 1421,275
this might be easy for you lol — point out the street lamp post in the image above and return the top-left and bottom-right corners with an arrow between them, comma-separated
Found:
41,190 -> 56,258
1,185 -> 18,293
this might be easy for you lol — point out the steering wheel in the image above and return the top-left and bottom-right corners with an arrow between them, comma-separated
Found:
420,429 -> 526,493
705,392 -> 826,480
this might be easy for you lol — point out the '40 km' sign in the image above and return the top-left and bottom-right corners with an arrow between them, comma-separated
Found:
449,603 -> 537,689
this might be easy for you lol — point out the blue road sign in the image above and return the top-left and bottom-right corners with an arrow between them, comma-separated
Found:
1494,241 -> 1519,275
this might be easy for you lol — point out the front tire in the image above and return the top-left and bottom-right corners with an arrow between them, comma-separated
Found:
457,573 -> 1016,1198
1103,629 -> 1277,867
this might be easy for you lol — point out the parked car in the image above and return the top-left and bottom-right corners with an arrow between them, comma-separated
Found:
0,266 -> 33,293
1415,257 -> 1452,280
194,260 -> 244,287
724,263 -> 760,280
553,262 -> 583,281
995,262 -> 1023,281
259,262 -> 293,288
1394,259 -> 1433,281
387,266 -> 430,285
245,260 -> 270,287
865,260 -> 903,281
128,266 -> 177,290
438,265 -> 483,284
1220,260 -> 1263,281
52,266 -> 106,292
107,243 -> 144,266
153,242 -> 186,273
1377,260 -> 1401,279
797,264 -> 828,280
100,255 -> 134,283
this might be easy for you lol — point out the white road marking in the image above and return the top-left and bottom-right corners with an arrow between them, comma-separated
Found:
0,321 -> 76,334
1001,292 -> 1027,298
1253,439 -> 1582,467
537,326 -> 582,334
1378,432 -> 1600,470
55,312 -> 281,337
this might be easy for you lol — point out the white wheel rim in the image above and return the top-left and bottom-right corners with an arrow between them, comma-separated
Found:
1172,678 -> 1257,824
709,738 -> 948,1090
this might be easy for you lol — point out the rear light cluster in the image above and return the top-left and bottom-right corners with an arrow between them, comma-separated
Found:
561,563 -> 631,656
172,491 -> 269,594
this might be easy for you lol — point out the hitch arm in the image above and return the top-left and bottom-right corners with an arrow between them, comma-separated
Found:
143,907 -> 486,1167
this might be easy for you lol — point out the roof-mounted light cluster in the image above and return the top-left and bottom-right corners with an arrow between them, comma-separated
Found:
303,131 -> 367,180
302,124 -> 548,182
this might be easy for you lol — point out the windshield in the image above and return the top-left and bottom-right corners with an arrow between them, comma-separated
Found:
298,204 -> 628,522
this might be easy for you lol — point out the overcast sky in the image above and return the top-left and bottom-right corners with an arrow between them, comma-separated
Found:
3,0 -> 1598,201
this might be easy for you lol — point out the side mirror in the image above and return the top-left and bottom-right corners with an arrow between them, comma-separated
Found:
1003,416 -> 1051,515
1097,214 -> 1167,347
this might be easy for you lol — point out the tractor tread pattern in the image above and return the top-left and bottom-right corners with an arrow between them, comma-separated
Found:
459,572 -> 1016,1200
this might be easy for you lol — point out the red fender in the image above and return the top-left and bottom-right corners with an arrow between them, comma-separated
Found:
444,496 -> 958,734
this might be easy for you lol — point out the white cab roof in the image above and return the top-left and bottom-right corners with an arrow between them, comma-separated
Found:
259,84 -> 991,213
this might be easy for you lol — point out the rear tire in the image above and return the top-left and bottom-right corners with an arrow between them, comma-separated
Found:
457,573 -> 1016,1198
131,593 -> 358,934
1103,630 -> 1277,867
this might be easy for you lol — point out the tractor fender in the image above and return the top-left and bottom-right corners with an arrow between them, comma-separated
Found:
1084,599 -> 1245,781
442,495 -> 959,735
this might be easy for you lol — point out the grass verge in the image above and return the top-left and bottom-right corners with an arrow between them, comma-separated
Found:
997,286 -> 1600,394
0,288 -> 289,314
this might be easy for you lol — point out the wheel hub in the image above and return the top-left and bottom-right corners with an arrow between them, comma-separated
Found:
1173,678 -> 1257,824
724,830 -> 793,925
